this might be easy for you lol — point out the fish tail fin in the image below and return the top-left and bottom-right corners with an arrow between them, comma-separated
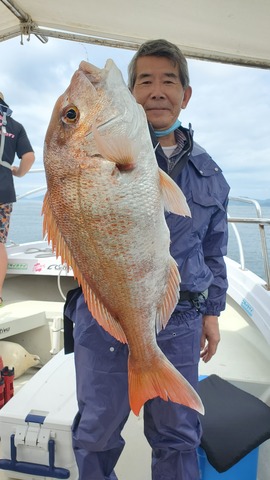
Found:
128,355 -> 204,416
159,168 -> 191,217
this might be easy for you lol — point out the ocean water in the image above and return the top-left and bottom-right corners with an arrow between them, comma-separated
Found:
8,199 -> 44,244
227,203 -> 270,281
7,199 -> 270,281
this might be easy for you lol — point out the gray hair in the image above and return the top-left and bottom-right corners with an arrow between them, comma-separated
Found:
128,39 -> 190,90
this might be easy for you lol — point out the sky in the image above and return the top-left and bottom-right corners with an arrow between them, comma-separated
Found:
1,35 -> 270,200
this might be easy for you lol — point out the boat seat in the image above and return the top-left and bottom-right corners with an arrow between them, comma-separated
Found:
198,374 -> 270,473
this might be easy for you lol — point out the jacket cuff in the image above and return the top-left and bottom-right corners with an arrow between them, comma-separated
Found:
204,298 -> 225,317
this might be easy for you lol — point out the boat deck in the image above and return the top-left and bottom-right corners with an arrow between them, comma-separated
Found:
3,275 -> 270,396
1,275 -> 270,480
200,297 -> 270,397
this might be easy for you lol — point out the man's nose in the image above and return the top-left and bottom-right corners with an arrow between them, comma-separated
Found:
150,83 -> 166,99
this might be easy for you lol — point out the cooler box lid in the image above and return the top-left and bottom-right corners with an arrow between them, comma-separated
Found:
0,350 -> 77,431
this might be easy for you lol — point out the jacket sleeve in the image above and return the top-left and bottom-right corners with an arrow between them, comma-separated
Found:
202,196 -> 229,316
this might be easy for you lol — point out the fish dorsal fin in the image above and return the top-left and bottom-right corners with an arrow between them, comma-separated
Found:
156,257 -> 180,333
159,168 -> 191,217
92,120 -> 137,169
42,193 -> 127,344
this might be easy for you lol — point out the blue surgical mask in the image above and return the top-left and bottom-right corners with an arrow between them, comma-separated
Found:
154,119 -> 181,138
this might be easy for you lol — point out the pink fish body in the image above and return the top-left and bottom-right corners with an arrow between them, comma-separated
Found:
43,59 -> 204,416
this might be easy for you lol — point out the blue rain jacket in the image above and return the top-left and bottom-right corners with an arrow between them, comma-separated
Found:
152,125 -> 230,316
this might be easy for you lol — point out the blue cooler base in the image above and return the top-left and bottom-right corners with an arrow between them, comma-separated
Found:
198,446 -> 259,480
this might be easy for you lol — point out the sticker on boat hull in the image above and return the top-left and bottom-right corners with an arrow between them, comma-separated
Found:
241,298 -> 254,317
7,262 -> 28,271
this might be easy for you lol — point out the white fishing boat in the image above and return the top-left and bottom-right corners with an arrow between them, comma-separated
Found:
1,1 -> 270,479
1,193 -> 270,480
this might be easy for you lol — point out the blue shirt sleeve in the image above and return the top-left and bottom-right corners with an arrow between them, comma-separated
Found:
203,196 -> 229,315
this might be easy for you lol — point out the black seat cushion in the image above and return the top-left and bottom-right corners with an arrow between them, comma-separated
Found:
198,374 -> 270,472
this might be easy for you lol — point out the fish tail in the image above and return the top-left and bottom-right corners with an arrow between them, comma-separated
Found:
128,355 -> 204,416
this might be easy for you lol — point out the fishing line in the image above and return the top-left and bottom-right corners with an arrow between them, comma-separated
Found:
80,43 -> 89,62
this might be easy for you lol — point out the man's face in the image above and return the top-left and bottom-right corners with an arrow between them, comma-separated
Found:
132,56 -> 191,131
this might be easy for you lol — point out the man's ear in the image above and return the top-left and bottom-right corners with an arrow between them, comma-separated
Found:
181,86 -> 192,109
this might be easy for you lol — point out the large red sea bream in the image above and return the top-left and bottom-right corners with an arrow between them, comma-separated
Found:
42,58 -> 204,416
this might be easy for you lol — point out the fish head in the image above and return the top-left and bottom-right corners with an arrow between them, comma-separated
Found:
44,62 -> 104,178
79,58 -> 142,131
44,58 -> 145,183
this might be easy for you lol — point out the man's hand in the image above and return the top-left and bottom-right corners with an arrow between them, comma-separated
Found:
200,315 -> 220,363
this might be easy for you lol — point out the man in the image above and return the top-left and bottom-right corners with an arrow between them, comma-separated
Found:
0,92 -> 35,306
65,39 -> 230,479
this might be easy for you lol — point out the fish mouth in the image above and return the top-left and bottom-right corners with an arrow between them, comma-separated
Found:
79,60 -> 102,85
79,58 -> 128,135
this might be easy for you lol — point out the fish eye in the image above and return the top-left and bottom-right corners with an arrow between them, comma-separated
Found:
62,105 -> 80,124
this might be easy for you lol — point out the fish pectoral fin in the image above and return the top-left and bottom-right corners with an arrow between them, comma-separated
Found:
92,120 -> 136,169
128,354 -> 204,416
156,257 -> 180,333
159,168 -> 191,217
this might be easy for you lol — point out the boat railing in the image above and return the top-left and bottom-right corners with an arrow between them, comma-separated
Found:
12,180 -> 270,290
16,169 -> 47,201
228,196 -> 270,290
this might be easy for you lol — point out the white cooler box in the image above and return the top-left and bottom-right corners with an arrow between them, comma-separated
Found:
0,350 -> 78,480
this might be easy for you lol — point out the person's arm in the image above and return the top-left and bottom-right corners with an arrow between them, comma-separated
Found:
200,315 -> 220,363
11,151 -> 35,177
200,196 -> 229,363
